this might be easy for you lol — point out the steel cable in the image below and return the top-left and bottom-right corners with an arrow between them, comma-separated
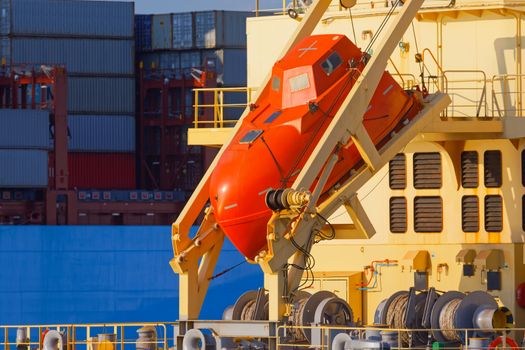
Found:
439,298 -> 462,341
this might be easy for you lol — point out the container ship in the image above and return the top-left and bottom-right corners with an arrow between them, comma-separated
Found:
1,1 -> 525,350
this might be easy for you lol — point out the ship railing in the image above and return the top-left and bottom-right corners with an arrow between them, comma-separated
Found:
442,70 -> 488,118
491,74 -> 525,118
276,324 -> 525,350
253,0 -> 453,16
193,87 -> 254,129
0,323 -> 169,350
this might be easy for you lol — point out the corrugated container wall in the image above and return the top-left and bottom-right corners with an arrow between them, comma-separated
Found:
68,77 -> 135,114
208,49 -> 247,86
135,15 -> 152,51
159,52 -> 181,70
152,14 -> 172,49
0,150 -> 48,188
11,38 -> 134,75
0,110 -> 49,149
69,153 -> 136,189
10,0 -> 134,38
172,13 -> 193,49
68,115 -> 135,153
194,11 -> 251,49
0,0 -> 9,35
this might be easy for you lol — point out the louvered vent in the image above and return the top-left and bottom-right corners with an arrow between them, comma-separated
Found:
485,195 -> 503,232
462,196 -> 479,232
484,150 -> 502,188
522,151 -> 525,186
413,153 -> 442,189
390,197 -> 407,233
389,154 -> 406,189
414,196 -> 443,232
461,151 -> 478,188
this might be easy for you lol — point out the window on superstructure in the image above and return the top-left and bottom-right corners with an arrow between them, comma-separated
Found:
413,152 -> 442,189
272,76 -> 281,92
321,52 -> 342,76
289,73 -> 310,93
484,150 -> 502,188
461,151 -> 478,188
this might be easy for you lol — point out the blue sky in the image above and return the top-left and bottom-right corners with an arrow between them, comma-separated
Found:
130,0 -> 283,14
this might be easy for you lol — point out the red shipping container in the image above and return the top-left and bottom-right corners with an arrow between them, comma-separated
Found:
68,153 -> 136,189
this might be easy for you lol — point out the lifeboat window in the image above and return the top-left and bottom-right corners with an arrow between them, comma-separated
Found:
289,73 -> 310,92
264,111 -> 282,124
321,52 -> 343,76
272,76 -> 281,92
240,129 -> 263,144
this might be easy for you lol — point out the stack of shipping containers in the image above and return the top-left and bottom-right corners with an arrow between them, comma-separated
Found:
135,11 -> 251,193
0,0 -> 136,191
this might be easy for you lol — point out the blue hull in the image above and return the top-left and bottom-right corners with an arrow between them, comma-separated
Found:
0,226 -> 263,324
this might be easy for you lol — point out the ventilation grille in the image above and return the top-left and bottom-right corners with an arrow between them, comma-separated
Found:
390,197 -> 407,233
413,153 -> 442,189
485,195 -> 503,232
461,151 -> 478,188
389,154 -> 406,190
462,196 -> 479,232
484,150 -> 502,188
414,196 -> 443,232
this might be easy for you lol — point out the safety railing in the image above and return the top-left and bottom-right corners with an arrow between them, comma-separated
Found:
253,0 -> 444,16
0,323 -> 170,350
442,70 -> 488,118
492,74 -> 525,118
193,87 -> 254,129
276,324 -> 525,350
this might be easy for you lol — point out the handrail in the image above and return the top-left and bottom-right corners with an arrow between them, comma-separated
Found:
193,87 -> 254,128
442,70 -> 487,117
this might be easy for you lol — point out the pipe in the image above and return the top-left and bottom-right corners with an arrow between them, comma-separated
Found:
182,329 -> 215,350
332,333 -> 352,350
43,330 -> 63,350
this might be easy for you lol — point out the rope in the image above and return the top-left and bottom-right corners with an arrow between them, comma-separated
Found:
386,294 -> 410,346
208,260 -> 247,280
439,298 -> 462,341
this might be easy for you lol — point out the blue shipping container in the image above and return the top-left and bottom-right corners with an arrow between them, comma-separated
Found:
172,13 -> 193,49
0,109 -> 49,149
0,226 -> 263,324
10,0 -> 134,38
68,115 -> 136,153
0,149 -> 48,188
69,77 -> 135,114
135,15 -> 152,51
11,38 -> 134,75
0,0 -> 9,35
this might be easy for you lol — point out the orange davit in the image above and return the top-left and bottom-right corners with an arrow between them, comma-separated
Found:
210,34 -> 422,260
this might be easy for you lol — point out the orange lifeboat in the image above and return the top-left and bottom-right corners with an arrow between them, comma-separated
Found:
210,34 -> 422,260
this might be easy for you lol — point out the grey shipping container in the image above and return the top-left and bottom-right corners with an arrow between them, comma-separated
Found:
172,13 -> 193,49
0,149 -> 48,188
201,49 -> 247,86
11,38 -> 134,75
0,109 -> 49,149
68,115 -> 135,152
10,0 -> 134,38
152,14 -> 172,49
68,77 -> 135,114
194,11 -> 252,49
0,36 -> 9,64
